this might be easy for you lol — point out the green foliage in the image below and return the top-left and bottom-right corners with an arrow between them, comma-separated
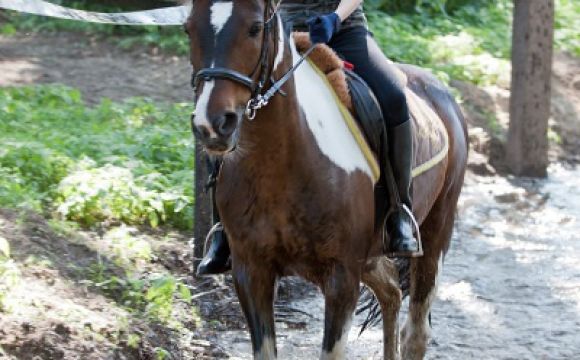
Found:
0,167 -> 43,211
155,347 -> 171,360
555,0 -> 580,56
88,269 -> 191,323
367,0 -> 480,15
367,0 -> 579,84
0,85 -> 194,229
367,0 -> 513,85
102,226 -> 153,267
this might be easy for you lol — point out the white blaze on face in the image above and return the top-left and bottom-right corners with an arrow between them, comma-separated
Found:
193,1 -> 233,138
194,80 -> 218,139
210,1 -> 233,35
289,39 -> 374,180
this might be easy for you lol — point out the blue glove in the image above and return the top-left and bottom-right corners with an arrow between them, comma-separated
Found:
307,12 -> 341,44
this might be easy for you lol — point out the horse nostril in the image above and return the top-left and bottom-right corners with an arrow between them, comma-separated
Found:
217,112 -> 239,137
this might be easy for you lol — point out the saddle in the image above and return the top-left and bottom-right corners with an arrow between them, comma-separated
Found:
292,32 -> 449,181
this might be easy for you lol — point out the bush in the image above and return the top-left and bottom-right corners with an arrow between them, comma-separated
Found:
367,0 -> 488,15
55,164 -> 192,228
367,0 -> 513,84
0,85 -> 194,229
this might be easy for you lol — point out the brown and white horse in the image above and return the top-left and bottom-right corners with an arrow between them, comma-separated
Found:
185,1 -> 468,359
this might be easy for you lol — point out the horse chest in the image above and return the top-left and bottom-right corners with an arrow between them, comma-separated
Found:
222,182 -> 348,265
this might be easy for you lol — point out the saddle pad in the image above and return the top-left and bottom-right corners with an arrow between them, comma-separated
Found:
293,33 -> 449,180
406,89 -> 450,178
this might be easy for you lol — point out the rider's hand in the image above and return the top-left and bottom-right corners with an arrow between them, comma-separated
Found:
307,12 -> 341,44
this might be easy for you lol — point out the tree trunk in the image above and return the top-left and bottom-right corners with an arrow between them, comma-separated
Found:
506,0 -> 554,177
193,142 -> 211,274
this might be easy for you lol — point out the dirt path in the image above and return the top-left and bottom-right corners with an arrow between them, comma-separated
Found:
0,33 -> 192,104
1,32 -> 579,359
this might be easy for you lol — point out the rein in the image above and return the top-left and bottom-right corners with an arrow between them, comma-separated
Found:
192,0 -> 316,120
245,45 -> 316,120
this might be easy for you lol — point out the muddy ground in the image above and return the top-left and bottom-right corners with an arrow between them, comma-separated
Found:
0,32 -> 579,359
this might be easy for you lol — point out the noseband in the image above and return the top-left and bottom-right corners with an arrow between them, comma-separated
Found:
192,1 -> 280,120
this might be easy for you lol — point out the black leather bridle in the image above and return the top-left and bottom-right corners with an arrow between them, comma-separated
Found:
191,0 -> 280,120
191,0 -> 318,121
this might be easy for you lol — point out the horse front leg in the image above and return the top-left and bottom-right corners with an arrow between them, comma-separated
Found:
320,263 -> 360,360
362,257 -> 402,360
232,261 -> 277,360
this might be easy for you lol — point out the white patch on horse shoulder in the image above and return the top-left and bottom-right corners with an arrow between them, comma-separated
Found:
273,15 -> 285,71
194,80 -> 218,139
320,316 -> 352,360
210,1 -> 233,35
255,336 -> 276,359
290,40 -> 373,180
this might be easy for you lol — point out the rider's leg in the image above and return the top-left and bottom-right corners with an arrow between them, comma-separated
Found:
196,158 -> 231,276
329,26 -> 419,256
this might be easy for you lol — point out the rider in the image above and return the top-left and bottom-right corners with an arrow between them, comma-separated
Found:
197,0 -> 419,275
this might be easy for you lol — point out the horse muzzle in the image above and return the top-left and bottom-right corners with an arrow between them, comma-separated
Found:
191,110 -> 241,155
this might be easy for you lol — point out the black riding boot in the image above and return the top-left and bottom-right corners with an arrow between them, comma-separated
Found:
196,164 -> 232,276
384,120 -> 421,257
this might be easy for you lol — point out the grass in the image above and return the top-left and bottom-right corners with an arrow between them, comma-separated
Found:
0,85 -> 194,230
0,85 -> 195,322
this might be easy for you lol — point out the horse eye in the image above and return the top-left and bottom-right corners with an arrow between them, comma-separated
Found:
248,22 -> 262,37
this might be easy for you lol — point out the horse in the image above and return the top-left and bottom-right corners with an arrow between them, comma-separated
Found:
185,1 -> 468,359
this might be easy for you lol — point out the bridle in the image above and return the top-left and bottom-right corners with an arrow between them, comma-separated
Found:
191,0 -> 316,120
192,0 -> 280,120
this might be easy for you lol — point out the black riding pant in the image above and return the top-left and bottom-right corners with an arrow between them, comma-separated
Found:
328,26 -> 409,128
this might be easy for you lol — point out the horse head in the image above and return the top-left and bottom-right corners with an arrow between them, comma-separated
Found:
185,0 -> 282,155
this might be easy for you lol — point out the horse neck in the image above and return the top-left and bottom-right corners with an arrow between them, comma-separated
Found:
230,32 -> 310,171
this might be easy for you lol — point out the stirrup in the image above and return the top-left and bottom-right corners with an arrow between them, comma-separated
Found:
384,204 -> 424,258
401,204 -> 423,257
204,222 -> 224,255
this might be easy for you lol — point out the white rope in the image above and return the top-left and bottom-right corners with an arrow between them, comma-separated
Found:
0,0 -> 188,26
